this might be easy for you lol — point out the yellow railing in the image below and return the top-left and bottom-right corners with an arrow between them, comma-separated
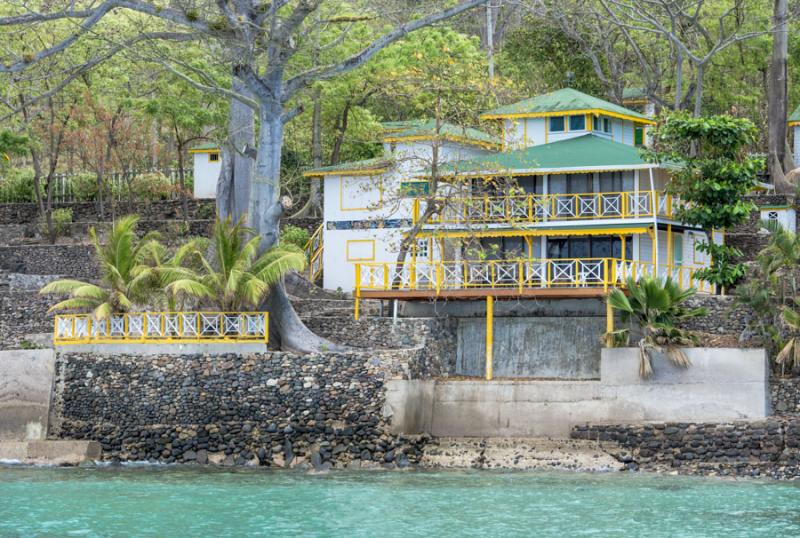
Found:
53,311 -> 269,345
412,190 -> 680,225
304,224 -> 324,282
355,258 -> 714,295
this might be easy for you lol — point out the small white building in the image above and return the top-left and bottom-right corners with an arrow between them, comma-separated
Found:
189,143 -> 222,199
790,105 -> 800,168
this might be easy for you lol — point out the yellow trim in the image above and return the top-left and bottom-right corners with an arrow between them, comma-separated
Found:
416,225 -> 652,240
587,114 -> 593,132
485,296 -> 494,381
666,224 -> 672,267
544,116 -> 549,144
339,175 -> 383,211
188,148 -> 220,154
789,121 -> 800,127
382,134 -> 500,151
208,152 -> 220,163
346,239 -> 376,262
481,108 -> 656,126
304,168 -> 388,178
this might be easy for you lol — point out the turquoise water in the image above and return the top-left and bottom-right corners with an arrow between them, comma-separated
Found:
1,467 -> 800,537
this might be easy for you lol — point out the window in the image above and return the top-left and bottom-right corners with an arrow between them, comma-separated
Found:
209,152 -> 220,162
634,127 -> 645,146
596,117 -> 611,134
767,210 -> 780,221
549,116 -> 565,133
569,115 -> 586,131
673,234 -> 683,266
415,239 -> 429,259
400,181 -> 430,197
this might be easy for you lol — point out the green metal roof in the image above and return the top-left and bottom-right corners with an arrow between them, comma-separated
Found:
622,87 -> 647,101
383,119 -> 500,147
481,88 -> 653,123
303,156 -> 393,177
381,119 -> 428,132
789,105 -> 800,124
189,142 -> 220,152
436,134 -> 650,176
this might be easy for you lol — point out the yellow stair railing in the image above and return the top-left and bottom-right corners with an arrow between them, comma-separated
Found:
304,224 -> 324,283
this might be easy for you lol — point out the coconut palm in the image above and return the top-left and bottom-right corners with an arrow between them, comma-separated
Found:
40,215 -> 162,319
163,217 -> 306,311
607,276 -> 708,378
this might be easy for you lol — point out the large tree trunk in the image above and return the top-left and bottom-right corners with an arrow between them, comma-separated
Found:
769,0 -> 792,192
251,94 -> 341,353
217,76 -> 255,222
289,87 -> 322,218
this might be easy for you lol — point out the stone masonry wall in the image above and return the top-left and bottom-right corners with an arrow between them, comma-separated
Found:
571,419 -> 800,478
0,245 -> 97,278
53,351 -> 429,468
772,379 -> 800,414
0,291 -> 53,349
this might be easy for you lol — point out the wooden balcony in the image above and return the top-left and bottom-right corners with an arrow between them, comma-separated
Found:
353,257 -> 712,314
412,190 -> 681,226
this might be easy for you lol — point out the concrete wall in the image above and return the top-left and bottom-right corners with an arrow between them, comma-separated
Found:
0,349 -> 55,441
387,347 -> 770,438
456,317 -> 605,379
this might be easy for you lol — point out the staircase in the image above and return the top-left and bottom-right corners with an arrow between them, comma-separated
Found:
304,224 -> 323,283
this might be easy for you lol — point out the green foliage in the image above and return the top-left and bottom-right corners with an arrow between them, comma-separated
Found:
777,302 -> 800,371
645,113 -> 760,289
607,276 -> 707,378
0,168 -> 36,202
162,217 -> 306,311
735,223 -> 800,365
69,173 -> 103,202
693,242 -> 746,290
0,131 -> 28,166
499,17 -> 605,96
45,208 -> 73,238
40,215 -> 163,319
280,225 -> 311,251
129,172 -> 176,201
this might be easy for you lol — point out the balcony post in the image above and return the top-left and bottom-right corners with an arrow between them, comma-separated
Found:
485,295 -> 494,381
606,295 -> 614,346
354,263 -> 361,321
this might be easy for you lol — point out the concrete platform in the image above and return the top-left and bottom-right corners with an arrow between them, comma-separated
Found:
420,437 -> 624,471
0,441 -> 102,465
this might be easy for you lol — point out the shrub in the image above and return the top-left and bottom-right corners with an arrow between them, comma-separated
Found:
281,224 -> 311,251
40,207 -> 73,238
129,172 -> 174,201
70,172 -> 106,202
0,167 -> 36,202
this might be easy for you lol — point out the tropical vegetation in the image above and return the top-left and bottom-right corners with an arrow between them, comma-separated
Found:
606,276 -> 708,378
40,215 -> 306,317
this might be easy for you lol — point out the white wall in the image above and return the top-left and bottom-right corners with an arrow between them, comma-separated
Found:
502,116 -> 636,149
193,153 -> 221,199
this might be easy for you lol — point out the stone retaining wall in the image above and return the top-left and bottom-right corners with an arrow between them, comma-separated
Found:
0,200 -> 215,224
0,245 -> 96,278
52,351 -> 429,467
772,379 -> 800,414
0,291 -> 55,349
571,419 -> 800,478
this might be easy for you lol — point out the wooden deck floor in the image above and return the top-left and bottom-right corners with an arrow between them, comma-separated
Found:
358,287 -> 609,300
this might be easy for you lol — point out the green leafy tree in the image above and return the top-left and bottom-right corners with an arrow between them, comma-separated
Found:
607,276 -> 708,378
164,217 -> 306,311
644,113 -> 761,291
40,215 -> 162,319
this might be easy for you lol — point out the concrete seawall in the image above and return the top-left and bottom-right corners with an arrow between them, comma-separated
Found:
387,348 -> 770,438
0,349 -> 55,441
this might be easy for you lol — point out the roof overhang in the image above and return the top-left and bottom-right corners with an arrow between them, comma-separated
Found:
480,108 -> 656,126
416,223 -> 652,239
189,148 -> 220,154
303,168 -> 388,178
429,163 -> 657,180
382,134 -> 500,151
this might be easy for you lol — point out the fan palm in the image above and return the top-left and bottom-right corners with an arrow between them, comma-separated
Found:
607,276 -> 708,378
163,217 -> 306,311
40,215 -> 162,319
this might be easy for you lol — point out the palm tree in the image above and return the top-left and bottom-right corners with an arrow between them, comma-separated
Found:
40,215 -> 162,319
163,217 -> 306,311
607,276 -> 708,378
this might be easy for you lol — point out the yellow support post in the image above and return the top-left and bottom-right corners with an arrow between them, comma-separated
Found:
667,224 -> 673,269
606,296 -> 614,347
620,235 -> 626,261
354,264 -> 361,321
485,296 -> 494,381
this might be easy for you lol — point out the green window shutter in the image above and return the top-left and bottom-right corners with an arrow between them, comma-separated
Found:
673,234 -> 683,266
634,127 -> 644,146
549,116 -> 565,132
